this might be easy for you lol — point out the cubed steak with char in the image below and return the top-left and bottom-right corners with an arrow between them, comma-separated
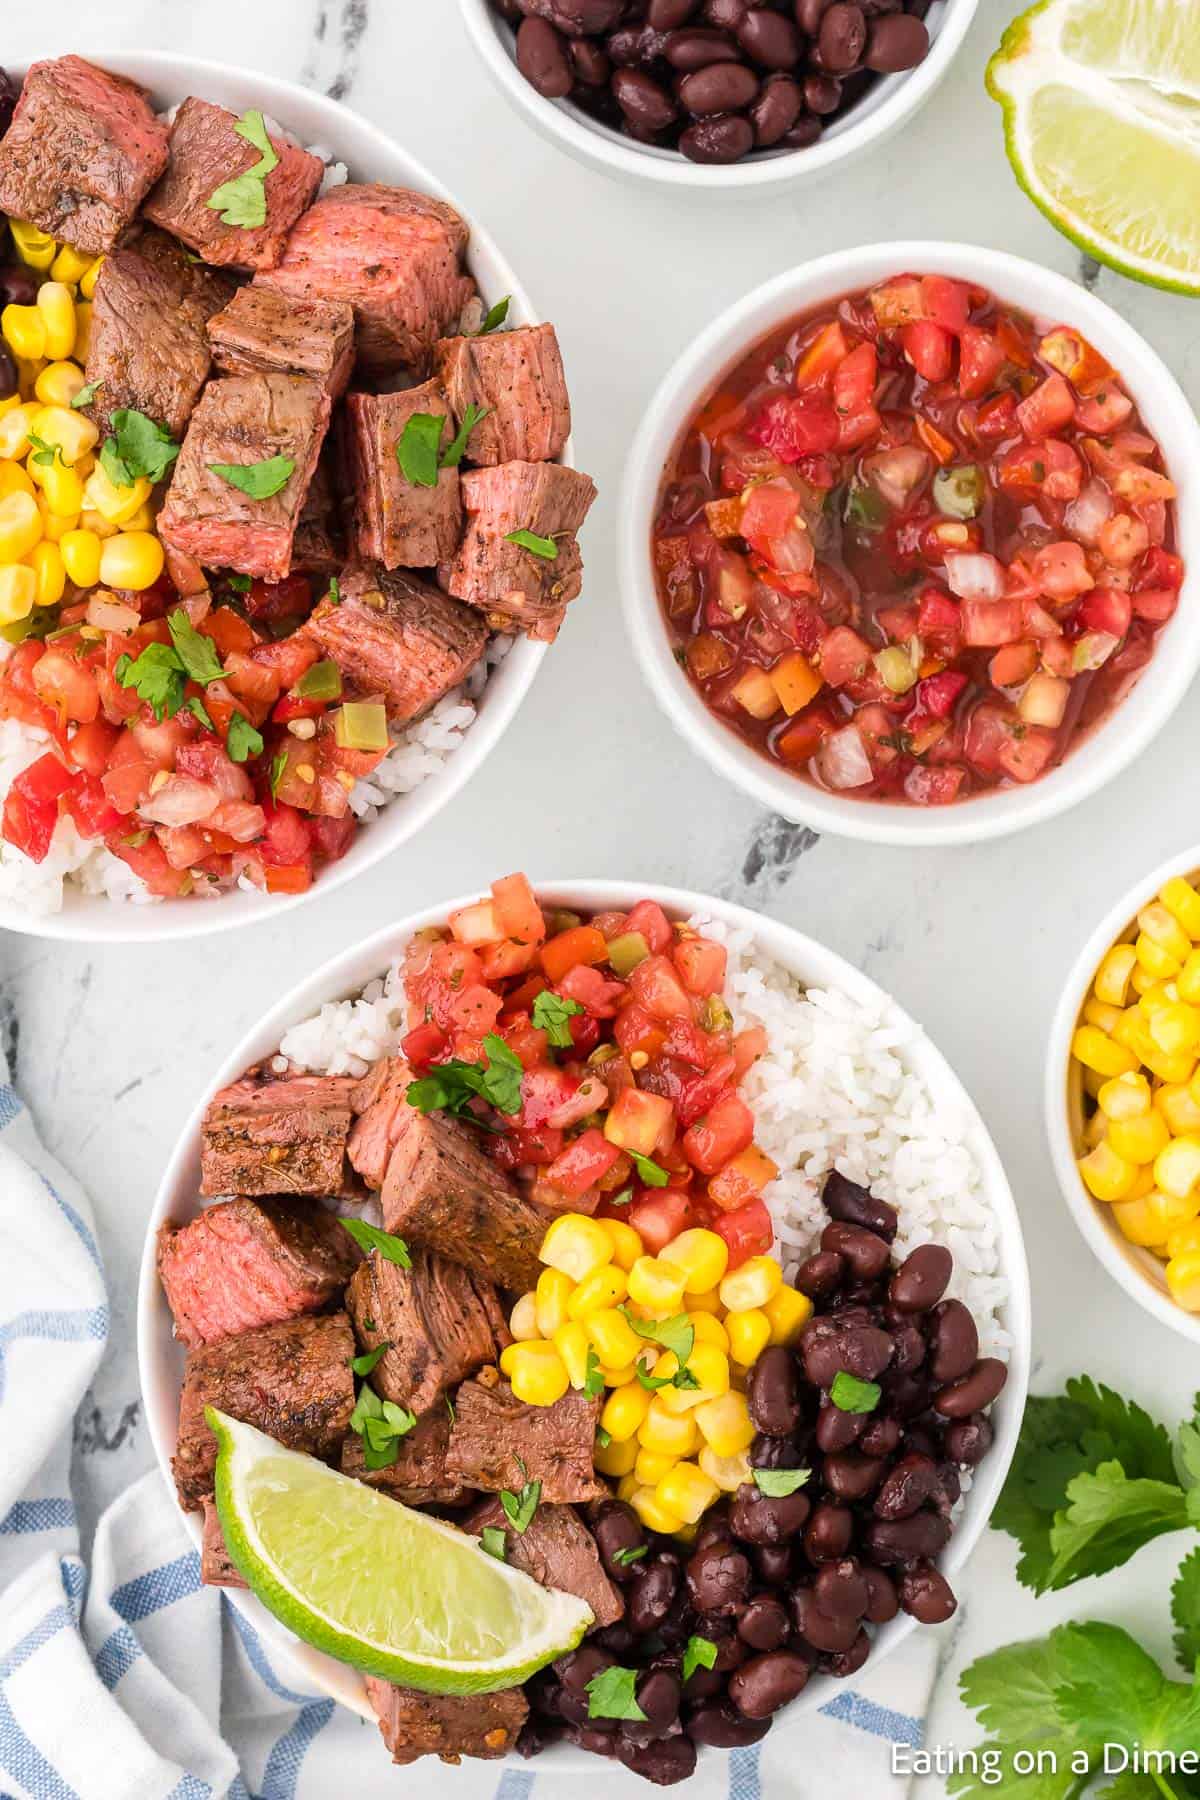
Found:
200,1073 -> 356,1197
157,1195 -> 360,1349
85,227 -> 235,438
157,373 -> 331,582
200,1497 -> 246,1589
257,183 -> 474,376
173,1311 -> 355,1510
207,285 -> 356,397
348,1056 -> 414,1190
434,326 -> 570,466
342,382 -> 463,568
290,449 -> 344,577
304,564 -> 486,726
365,1677 -> 527,1767
464,1496 -> 623,1627
144,97 -> 324,271
441,462 -> 597,642
340,1406 -> 466,1507
345,1245 -> 507,1416
0,56 -> 169,254
447,1376 -> 605,1505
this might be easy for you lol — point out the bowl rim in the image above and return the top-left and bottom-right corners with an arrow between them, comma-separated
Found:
1045,842 -> 1200,1346
456,0 -> 981,190
0,48 -> 552,943
137,874 -> 1032,1748
618,238 -> 1200,848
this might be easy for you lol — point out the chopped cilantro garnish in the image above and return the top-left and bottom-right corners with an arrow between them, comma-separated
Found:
405,1033 -> 524,1120
339,1219 -> 413,1267
476,296 -> 511,335
207,109 -> 280,229
207,454 -> 295,499
531,988 -> 584,1048
100,408 -> 180,487
226,711 -> 264,763
505,528 -> 557,560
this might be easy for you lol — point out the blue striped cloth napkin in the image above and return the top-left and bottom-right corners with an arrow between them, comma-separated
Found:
0,1057 -> 935,1798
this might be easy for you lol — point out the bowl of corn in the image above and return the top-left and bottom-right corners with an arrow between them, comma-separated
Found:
1048,846 -> 1200,1339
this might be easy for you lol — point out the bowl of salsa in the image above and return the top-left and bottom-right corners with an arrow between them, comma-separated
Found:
620,243 -> 1200,845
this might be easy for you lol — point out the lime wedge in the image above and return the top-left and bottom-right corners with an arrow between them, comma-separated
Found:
987,0 -> 1200,292
209,1409 -> 592,1693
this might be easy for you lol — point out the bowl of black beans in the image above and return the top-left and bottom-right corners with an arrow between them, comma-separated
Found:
458,0 -> 978,186
516,1174 -> 1024,1783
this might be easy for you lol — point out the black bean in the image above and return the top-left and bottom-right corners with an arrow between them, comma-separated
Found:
517,1715 -> 566,1757
791,1586 -> 862,1652
780,114 -> 822,147
737,1593 -> 791,1650
678,61 -> 760,112
496,0 -> 524,16
862,1565 -> 899,1623
814,1558 -> 869,1620
823,1173 -> 898,1241
890,1245 -> 953,1314
557,1643 -> 615,1695
683,1660 -> 724,1701
664,25 -> 741,67
751,1430 -> 810,1470
608,22 -> 670,63
593,1501 -> 646,1581
634,1668 -> 682,1735
928,1300 -> 979,1383
794,0 -> 833,31
737,7 -> 801,66
649,0 -> 700,23
628,1556 -> 681,1633
713,1632 -> 749,1673
816,1 -> 867,68
616,1735 -> 698,1785
822,1628 -> 871,1678
944,1412 -> 994,1466
523,0 -> 625,27
934,1357 -> 1007,1419
705,0 -> 749,24
794,1251 -> 845,1299
874,1453 -> 943,1520
754,1543 -> 794,1584
692,1505 -> 732,1551
680,112 -> 757,160
687,1540 -> 752,1614
816,1396 -> 866,1453
570,36 -> 613,82
898,1560 -> 957,1623
822,1451 -> 886,1502
0,345 -> 16,405
729,1481 -> 811,1545
863,1511 -> 951,1568
865,10 -> 929,69
614,66 -> 680,127
571,1721 -> 619,1755
748,1345 -> 803,1437
882,1369 -> 933,1419
803,1503 -> 852,1563
729,1649 -> 812,1718
595,1620 -> 638,1655
0,262 -> 37,309
858,1414 -> 901,1459
750,73 -> 803,143
822,1220 -> 891,1280
800,1315 -> 893,1388
517,17 -> 575,96
687,1702 -> 772,1748
891,1323 -> 927,1375
938,1461 -> 962,1511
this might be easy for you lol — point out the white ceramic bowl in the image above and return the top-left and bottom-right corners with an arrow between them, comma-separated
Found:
1047,845 -> 1200,1345
620,240 -> 1200,847
138,877 -> 1031,1759
0,50 -> 556,942
458,0 -> 979,193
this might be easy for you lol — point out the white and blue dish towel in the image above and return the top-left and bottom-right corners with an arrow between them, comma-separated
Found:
0,1056 -> 937,1797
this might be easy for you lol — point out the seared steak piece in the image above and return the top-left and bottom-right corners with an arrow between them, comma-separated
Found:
340,1406 -> 466,1506
200,1074 -> 356,1197
157,373 -> 331,582
434,326 -> 570,466
345,1246 -> 506,1416
342,382 -> 462,568
366,1677 -> 527,1767
447,1377 -> 605,1504
348,1056 -> 415,1190
157,1195 -> 360,1349
257,183 -> 474,375
0,57 -> 169,254
144,98 -> 323,271
85,228 -> 235,439
305,564 -> 486,726
379,1106 -> 551,1292
207,285 -> 356,396
173,1312 -> 355,1509
291,448 -> 343,577
441,462 -> 597,643
464,1497 -> 622,1626
200,1498 -> 246,1589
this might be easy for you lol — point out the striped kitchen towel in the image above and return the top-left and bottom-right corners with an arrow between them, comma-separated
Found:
0,1058 -> 937,1798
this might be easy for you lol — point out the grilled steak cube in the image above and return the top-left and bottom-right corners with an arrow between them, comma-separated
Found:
207,285 -> 355,397
157,373 -> 331,582
343,383 -> 462,569
291,449 -> 344,577
434,326 -> 570,466
447,1377 -> 605,1504
173,1312 -> 355,1509
379,1106 -> 551,1293
348,1056 -> 415,1190
200,1074 -> 356,1197
345,1245 -> 506,1416
340,1407 -> 466,1506
157,1195 -> 360,1349
200,1497 -> 247,1589
257,183 -> 474,375
305,564 -> 486,726
441,462 -> 597,643
85,227 -> 235,439
366,1677 -> 527,1766
464,1497 -> 623,1626
144,97 -> 323,271
0,57 -> 169,254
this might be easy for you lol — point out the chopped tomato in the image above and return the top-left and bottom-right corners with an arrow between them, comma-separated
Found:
558,962 -> 626,1017
682,1089 -> 755,1175
672,935 -> 727,997
748,393 -> 839,462
492,871 -> 547,946
541,924 -> 609,984
958,325 -> 1005,399
257,798 -> 312,867
628,954 -> 693,1022
1016,373 -> 1076,441
62,773 -> 121,839
627,1190 -> 697,1255
623,900 -> 673,954
264,863 -> 312,894
65,717 -> 119,778
105,830 -> 187,897
794,320 -> 849,388
900,320 -> 952,383
711,1198 -> 774,1270
32,650 -> 100,724
402,1021 -> 449,1069
545,1128 -> 624,1199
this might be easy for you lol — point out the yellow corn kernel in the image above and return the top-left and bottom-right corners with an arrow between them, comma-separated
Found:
688,1311 -> 730,1353
80,462 -> 151,525
1160,877 -> 1200,941
1140,902 -> 1192,963
699,1444 -> 752,1494
1072,1025 -> 1138,1078
635,1448 -> 678,1486
508,1292 -> 538,1341
27,541 -> 65,608
656,1460 -> 720,1526
9,221 -> 57,271
1178,949 -> 1200,1005
1098,1070 -> 1152,1122
40,460 -> 86,519
1077,1139 -> 1137,1202
1145,1047 -> 1196,1087
540,1213 -> 612,1283
638,1399 -> 700,1458
694,1389 -> 755,1458
500,1338 -> 538,1376
1094,943 -> 1137,1006
599,1217 -> 643,1273
630,1486 -> 685,1535
726,1308 -> 773,1367
586,1307 -> 643,1371
567,1264 -> 627,1320
662,1228 -> 728,1295
719,1255 -> 783,1314
658,1341 -> 731,1414
535,1267 -> 575,1339
72,302 -> 92,362
1083,999 -> 1122,1033
1137,982 -> 1174,1017
0,403 -> 37,461
1149,1001 -> 1200,1058
0,490 -> 42,563
0,461 -> 34,501
616,1472 -> 640,1503
1166,1218 -> 1200,1260
601,1380 -> 651,1444
552,1321 -> 591,1389
1108,1110 -> 1170,1166
34,284 -> 75,362
1083,1109 -> 1109,1150
37,501 -> 77,542
763,1283 -> 814,1347
1167,1250 -> 1200,1311
595,1433 -> 638,1479
1130,964 -> 1158,996
0,395 -> 17,423
99,530 -> 163,592
1128,1164 -> 1157,1201
31,403 -> 98,467
1,305 -> 46,363
627,1255 -> 688,1315
1157,1084 -> 1200,1138
49,243 -> 92,286
58,528 -> 102,589
1156,1136 -> 1200,1200
1136,931 -> 1182,981
1112,1193 -> 1168,1247
507,1341 -> 569,1407
79,256 -> 104,300
602,1362 -> 640,1388
686,1286 -> 723,1316
1117,1189 -> 1200,1247
34,361 -> 85,409
0,564 -> 37,625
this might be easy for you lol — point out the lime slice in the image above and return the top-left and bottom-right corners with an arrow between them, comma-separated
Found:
987,0 -> 1200,292
209,1409 -> 592,1693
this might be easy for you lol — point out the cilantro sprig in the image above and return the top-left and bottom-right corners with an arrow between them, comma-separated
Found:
629,1150 -> 669,1188
405,1033 -> 524,1121
682,1635 -> 717,1682
349,1383 -> 416,1471
532,988 -> 584,1049
339,1219 -> 412,1268
499,1461 -> 541,1535
396,403 -> 487,487
586,1665 -> 646,1723
505,528 -> 558,560
207,109 -> 280,229
620,1309 -> 694,1367
207,453 -> 295,499
100,408 -> 180,487
753,1468 -> 811,1498
114,610 -> 226,723
829,1371 -> 881,1414
476,296 -> 510,335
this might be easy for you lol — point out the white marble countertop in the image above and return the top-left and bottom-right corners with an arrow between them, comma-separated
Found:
4,0 -> 1200,1789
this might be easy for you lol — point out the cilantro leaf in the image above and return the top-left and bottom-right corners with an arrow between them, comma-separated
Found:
1174,1397 -> 1200,1493
115,643 -> 185,721
629,1150 -> 668,1188
440,402 -> 488,470
207,109 -> 280,228
405,1034 -> 524,1121
227,573 -> 252,594
830,1371 -> 880,1414
233,108 -> 279,167
500,1475 -> 541,1535
396,413 -> 445,488
226,711 -> 264,763
207,454 -> 295,499
753,1468 -> 811,1498
586,1665 -> 646,1723
477,296 -> 511,335
269,751 -> 288,801
1046,1461 -> 1190,1593
608,1188 -> 632,1208
167,609 -> 224,685
620,1309 -> 694,1366
349,1382 -> 416,1470
27,431 -> 58,468
186,695 -> 214,732
682,1635 -> 717,1683
339,1218 -> 412,1267
101,408 -> 180,487
480,1525 -> 507,1562
328,576 -> 341,606
1053,1620 -> 1200,1771
532,988 -> 584,1049
1172,1545 -> 1200,1671
636,1359 -> 698,1394
505,528 -> 558,560
583,1346 -> 605,1401
350,1343 -> 389,1376
614,1545 -> 648,1568
71,378 -> 102,410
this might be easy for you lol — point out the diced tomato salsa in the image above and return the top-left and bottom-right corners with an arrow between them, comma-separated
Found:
652,274 -> 1182,807
402,873 -> 777,1269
